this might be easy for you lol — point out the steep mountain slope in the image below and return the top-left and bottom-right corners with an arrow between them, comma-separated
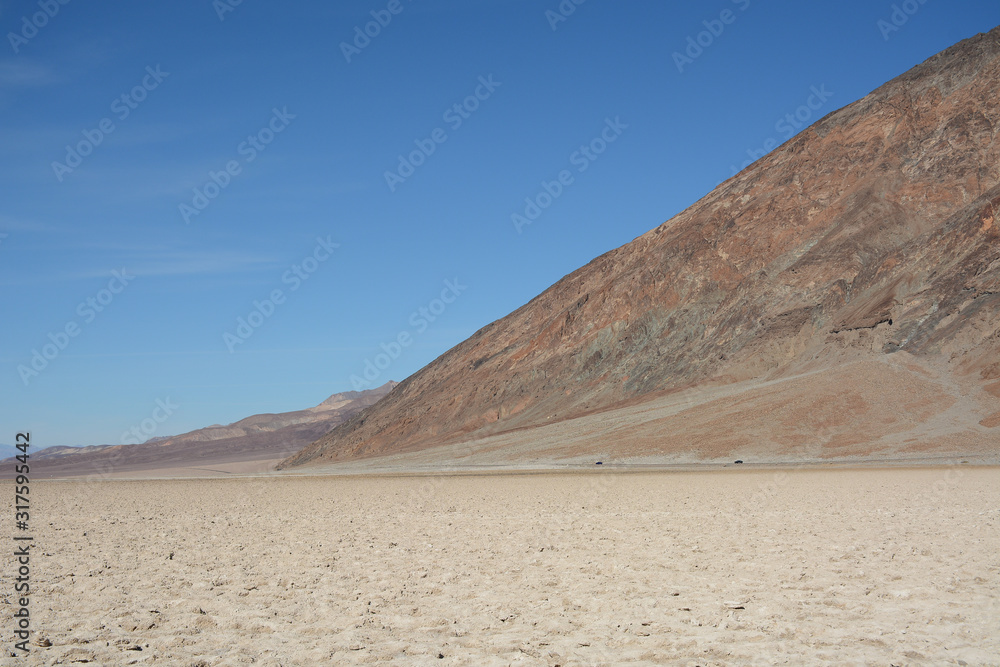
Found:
9,382 -> 396,477
283,27 -> 1000,468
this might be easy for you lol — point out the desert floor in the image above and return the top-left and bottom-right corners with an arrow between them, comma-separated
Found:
2,467 -> 998,666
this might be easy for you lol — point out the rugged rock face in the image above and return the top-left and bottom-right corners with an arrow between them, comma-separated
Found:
283,27 -> 1000,468
8,382 -> 396,477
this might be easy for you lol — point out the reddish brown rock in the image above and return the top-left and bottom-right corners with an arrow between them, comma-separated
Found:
283,27 -> 1000,468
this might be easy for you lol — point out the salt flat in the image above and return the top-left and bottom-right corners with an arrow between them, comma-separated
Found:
4,467 -> 998,666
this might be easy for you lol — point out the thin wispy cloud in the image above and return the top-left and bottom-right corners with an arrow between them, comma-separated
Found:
83,249 -> 283,279
0,249 -> 283,286
0,214 -> 54,232
0,59 -> 60,87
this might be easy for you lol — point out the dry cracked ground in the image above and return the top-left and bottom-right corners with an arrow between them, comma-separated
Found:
2,467 -> 998,666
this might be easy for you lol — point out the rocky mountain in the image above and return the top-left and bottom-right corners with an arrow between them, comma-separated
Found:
282,27 -> 1000,469
7,382 -> 396,477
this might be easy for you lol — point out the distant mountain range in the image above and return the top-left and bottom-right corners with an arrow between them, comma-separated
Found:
2,382 -> 397,478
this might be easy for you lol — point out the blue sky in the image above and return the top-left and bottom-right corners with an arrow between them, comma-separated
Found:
1,0 -> 997,447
